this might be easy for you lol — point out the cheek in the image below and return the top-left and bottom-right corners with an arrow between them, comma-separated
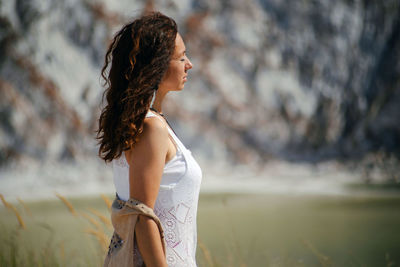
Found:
161,62 -> 184,87
163,68 -> 173,82
172,63 -> 182,72
162,66 -> 175,82
169,64 -> 183,80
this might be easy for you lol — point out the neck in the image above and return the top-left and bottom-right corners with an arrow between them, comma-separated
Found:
151,89 -> 167,113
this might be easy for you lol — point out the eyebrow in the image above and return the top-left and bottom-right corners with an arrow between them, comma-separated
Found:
174,49 -> 186,59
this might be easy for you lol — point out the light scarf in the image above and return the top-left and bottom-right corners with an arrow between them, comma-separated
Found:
103,196 -> 166,267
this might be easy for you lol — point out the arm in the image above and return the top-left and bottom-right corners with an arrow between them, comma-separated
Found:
125,118 -> 169,267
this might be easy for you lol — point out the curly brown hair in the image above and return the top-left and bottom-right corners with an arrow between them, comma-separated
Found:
97,12 -> 177,162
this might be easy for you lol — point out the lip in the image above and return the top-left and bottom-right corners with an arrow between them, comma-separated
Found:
183,76 -> 187,82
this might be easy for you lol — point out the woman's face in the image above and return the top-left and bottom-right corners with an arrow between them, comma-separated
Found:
159,33 -> 193,92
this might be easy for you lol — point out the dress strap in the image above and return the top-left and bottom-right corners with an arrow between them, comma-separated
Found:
146,110 -> 180,137
145,110 -> 164,122
146,110 -> 185,151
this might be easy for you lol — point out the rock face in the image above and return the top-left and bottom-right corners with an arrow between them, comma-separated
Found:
0,0 -> 399,167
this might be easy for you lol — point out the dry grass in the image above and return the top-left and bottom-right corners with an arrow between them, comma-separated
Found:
9,204 -> 26,230
85,228 -> 109,253
198,238 -> 214,266
301,239 -> 333,267
17,197 -> 32,217
53,193 -> 111,253
55,193 -> 78,216
81,212 -> 103,231
100,194 -> 112,211
88,208 -> 112,230
0,193 -> 12,209
1,193 -> 399,267
1,194 -> 26,229
0,193 -> 113,266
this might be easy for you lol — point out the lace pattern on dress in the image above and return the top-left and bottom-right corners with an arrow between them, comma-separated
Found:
153,144 -> 202,267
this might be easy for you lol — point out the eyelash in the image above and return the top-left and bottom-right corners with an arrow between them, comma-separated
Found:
180,53 -> 188,62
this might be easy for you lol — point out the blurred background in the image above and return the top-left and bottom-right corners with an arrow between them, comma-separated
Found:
0,0 -> 400,266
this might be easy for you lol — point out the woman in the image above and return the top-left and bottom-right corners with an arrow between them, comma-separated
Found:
97,12 -> 202,267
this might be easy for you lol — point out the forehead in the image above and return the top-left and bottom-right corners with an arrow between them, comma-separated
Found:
173,33 -> 185,55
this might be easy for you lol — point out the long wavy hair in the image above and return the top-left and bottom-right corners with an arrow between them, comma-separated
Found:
97,12 -> 177,162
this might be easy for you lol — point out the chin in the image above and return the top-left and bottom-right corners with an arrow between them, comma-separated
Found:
175,84 -> 185,91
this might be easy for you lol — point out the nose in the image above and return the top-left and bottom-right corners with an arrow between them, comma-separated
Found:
185,57 -> 193,70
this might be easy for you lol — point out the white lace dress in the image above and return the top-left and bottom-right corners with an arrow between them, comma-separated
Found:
112,110 -> 202,267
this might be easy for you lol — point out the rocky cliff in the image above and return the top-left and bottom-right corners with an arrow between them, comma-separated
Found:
1,0 -> 399,169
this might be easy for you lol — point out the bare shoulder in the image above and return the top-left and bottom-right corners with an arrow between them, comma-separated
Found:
142,116 -> 169,139
125,116 -> 169,163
